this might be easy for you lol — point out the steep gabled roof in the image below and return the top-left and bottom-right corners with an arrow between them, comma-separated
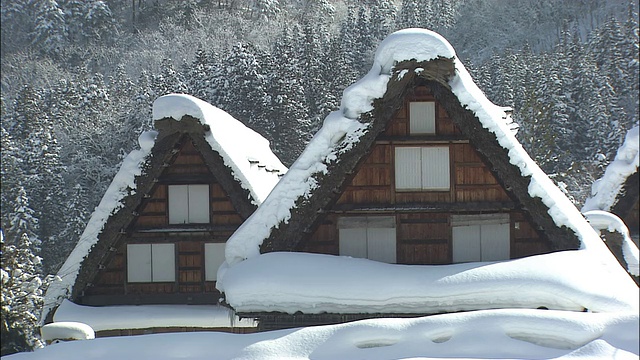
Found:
221,29 -> 606,268
43,94 -> 286,319
582,126 -> 639,220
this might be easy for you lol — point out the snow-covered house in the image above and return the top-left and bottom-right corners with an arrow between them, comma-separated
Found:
216,29 -> 638,330
582,126 -> 639,284
583,126 -> 639,240
42,94 -> 286,335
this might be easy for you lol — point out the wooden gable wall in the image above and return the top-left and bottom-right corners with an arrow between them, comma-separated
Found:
80,136 -> 243,305
300,86 -> 552,264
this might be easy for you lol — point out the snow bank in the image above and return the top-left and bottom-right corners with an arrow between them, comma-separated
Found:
8,310 -> 638,359
40,322 -> 95,343
221,28 -> 626,277
153,94 -> 287,205
218,251 -> 638,315
583,126 -> 639,213
42,131 -> 158,322
53,300 -> 255,331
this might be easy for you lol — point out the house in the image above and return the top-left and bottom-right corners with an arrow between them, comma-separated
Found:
42,94 -> 286,335
583,126 -> 639,240
582,126 -> 639,284
216,29 -> 638,330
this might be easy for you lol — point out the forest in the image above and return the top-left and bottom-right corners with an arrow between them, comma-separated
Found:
1,0 -> 638,354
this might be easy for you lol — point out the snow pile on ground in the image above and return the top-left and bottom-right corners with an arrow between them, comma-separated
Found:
583,126 -> 639,213
40,322 -> 95,343
584,210 -> 640,276
153,94 -> 287,205
52,300 -> 255,332
218,251 -> 638,315
6,309 -> 638,360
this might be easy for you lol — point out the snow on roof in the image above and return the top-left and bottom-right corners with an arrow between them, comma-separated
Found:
220,28 -> 624,268
153,94 -> 287,205
582,126 -> 639,213
8,309 -> 639,359
43,131 -> 157,322
584,210 -> 639,276
218,251 -> 638,315
43,95 -> 286,321
53,300 -> 255,331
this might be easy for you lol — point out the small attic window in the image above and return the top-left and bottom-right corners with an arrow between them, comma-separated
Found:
168,185 -> 210,224
127,244 -> 175,282
409,102 -> 436,134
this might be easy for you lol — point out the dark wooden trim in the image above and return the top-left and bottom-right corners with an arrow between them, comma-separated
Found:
331,202 -> 517,213
78,293 -> 220,306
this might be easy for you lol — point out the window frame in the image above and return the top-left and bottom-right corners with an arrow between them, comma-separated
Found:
126,243 -> 176,283
168,184 -> 211,225
394,146 -> 451,191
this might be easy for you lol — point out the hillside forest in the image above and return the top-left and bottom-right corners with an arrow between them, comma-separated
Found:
1,0 -> 638,354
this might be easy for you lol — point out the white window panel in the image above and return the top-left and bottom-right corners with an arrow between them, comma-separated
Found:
168,185 -> 189,224
339,228 -> 368,258
367,228 -> 396,264
480,223 -> 510,261
127,244 -> 152,282
409,102 -> 436,134
421,147 -> 450,190
395,147 -> 422,190
452,225 -> 481,263
204,243 -> 226,281
452,215 -> 510,263
151,244 -> 175,282
188,184 -> 210,223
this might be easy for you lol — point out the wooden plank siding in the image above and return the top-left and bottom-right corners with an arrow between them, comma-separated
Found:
82,136 -> 242,303
304,86 -> 551,265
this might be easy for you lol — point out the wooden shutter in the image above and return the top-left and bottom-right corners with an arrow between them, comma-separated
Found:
168,185 -> 189,224
127,244 -> 152,282
395,147 -> 422,190
204,243 -> 226,281
421,147 -> 450,190
188,184 -> 210,224
339,228 -> 368,258
151,244 -> 175,282
480,223 -> 510,261
452,225 -> 481,263
409,102 -> 436,134
367,227 -> 396,263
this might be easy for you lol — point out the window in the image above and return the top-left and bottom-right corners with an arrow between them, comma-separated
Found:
395,146 -> 450,190
338,216 -> 396,263
451,214 -> 510,263
204,243 -> 226,281
168,184 -> 210,224
409,102 -> 436,134
127,244 -> 175,282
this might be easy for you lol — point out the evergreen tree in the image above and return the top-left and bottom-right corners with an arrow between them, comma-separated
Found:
31,0 -> 67,55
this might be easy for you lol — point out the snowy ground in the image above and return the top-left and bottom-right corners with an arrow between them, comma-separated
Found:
4,309 -> 638,360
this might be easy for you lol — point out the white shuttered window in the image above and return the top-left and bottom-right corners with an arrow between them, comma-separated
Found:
168,184 -> 210,224
409,102 -> 436,134
452,214 -> 510,263
338,217 -> 396,263
127,244 -> 176,282
395,146 -> 450,191
204,243 -> 226,281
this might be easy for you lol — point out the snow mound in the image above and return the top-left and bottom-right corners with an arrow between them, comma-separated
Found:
9,310 -> 639,359
53,300 -> 255,331
218,252 -> 638,315
40,322 -> 95,343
